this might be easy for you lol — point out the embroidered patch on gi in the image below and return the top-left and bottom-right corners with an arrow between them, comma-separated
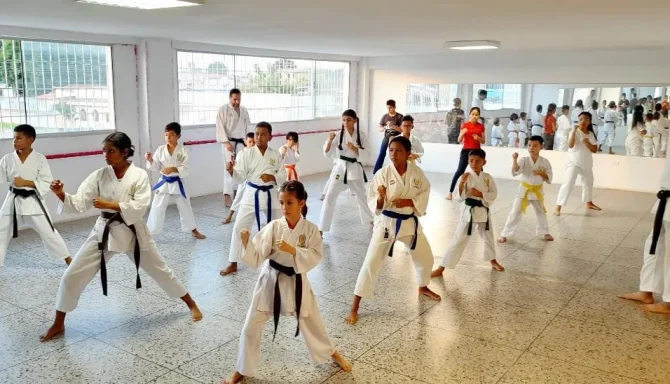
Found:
390,180 -> 396,185
177,153 -> 184,161
335,174 -> 340,180
269,158 -> 276,166
298,235 -> 306,248
413,178 -> 420,188
129,184 -> 137,195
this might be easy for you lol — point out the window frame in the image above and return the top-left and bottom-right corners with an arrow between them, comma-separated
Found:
405,83 -> 459,114
0,36 -> 117,139
472,83 -> 522,111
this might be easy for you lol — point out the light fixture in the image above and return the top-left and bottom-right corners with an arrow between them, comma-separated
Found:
444,40 -> 500,51
76,0 -> 204,10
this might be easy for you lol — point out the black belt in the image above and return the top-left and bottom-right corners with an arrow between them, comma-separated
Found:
9,187 -> 54,238
464,198 -> 489,236
229,137 -> 245,156
382,210 -> 418,257
384,129 -> 401,139
269,259 -> 302,341
99,211 -> 142,296
532,124 -> 543,127
606,121 -> 615,123
339,155 -> 368,184
650,190 -> 670,254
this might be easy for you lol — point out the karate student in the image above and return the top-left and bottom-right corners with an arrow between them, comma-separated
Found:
600,101 -> 619,155
519,112 -> 530,147
498,136 -> 554,244
346,136 -> 440,325
145,122 -> 205,239
626,106 -> 646,157
223,181 -> 351,384
280,131 -> 300,181
556,105 -> 572,152
432,149 -> 505,277
472,89 -> 488,124
531,105 -> 545,137
220,122 -> 286,276
642,113 -> 656,158
571,100 -> 584,127
587,101 -> 601,140
0,124 -> 71,267
373,100 -> 403,174
40,132 -> 202,342
318,109 -> 373,233
222,133 -> 256,225
490,118 -> 504,147
217,88 -> 251,207
554,112 -> 601,216
397,115 -> 424,163
507,113 -> 520,148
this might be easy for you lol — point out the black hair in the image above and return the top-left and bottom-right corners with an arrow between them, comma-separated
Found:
165,122 -> 181,135
578,111 -> 595,134
536,104 -> 543,112
547,103 -> 557,114
478,89 -> 488,97
575,100 -> 584,109
510,113 -> 519,120
653,111 -> 661,120
645,113 -> 654,121
338,109 -> 364,151
493,117 -> 500,125
633,93 -> 637,97
103,132 -> 135,159
280,180 -> 308,218
520,112 -> 527,118
608,101 -> 616,108
13,124 -> 36,140
389,135 -> 412,152
256,121 -> 273,135
591,100 -> 599,110
656,103 -> 663,112
386,99 -> 396,108
245,132 -> 255,140
453,97 -> 461,106
286,131 -> 299,142
468,148 -> 486,160
469,107 -> 481,115
229,88 -> 241,97
529,135 -> 544,145
401,115 -> 414,124
562,105 -> 570,112
631,105 -> 645,128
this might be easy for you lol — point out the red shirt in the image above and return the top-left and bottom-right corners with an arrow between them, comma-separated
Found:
462,121 -> 485,149
544,114 -> 556,134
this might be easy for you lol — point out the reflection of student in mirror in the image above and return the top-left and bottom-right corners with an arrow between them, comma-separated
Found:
619,93 -> 629,125
519,112 -> 530,147
626,106 -> 646,157
556,105 -> 572,152
543,103 -> 557,150
659,110 -> 670,157
600,101 -> 619,155
571,100 -> 584,126
643,113 -> 656,158
531,105 -> 544,136
490,118 -> 503,147
445,98 -> 465,145
507,113 -> 522,148
584,90 -> 596,112
472,90 -> 488,124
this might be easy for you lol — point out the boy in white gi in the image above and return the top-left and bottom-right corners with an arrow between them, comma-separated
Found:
145,122 -> 205,239
40,132 -> 202,342
499,135 -> 554,244
319,109 -> 373,233
554,112 -> 601,216
432,149 -> 505,277
556,105 -> 572,152
280,131 -> 300,181
507,113 -> 520,148
345,136 -> 440,325
217,88 -> 251,207
600,101 -> 619,154
220,122 -> 286,276
619,155 -> 670,314
222,133 -> 255,225
397,115 -> 424,164
223,181 -> 350,384
0,124 -> 72,267
490,118 -> 504,147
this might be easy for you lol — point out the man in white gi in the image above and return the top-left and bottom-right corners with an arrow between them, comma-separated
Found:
531,105 -> 545,137
217,88 -> 252,207
556,105 -> 572,152
600,101 -> 619,154
472,89 -> 487,124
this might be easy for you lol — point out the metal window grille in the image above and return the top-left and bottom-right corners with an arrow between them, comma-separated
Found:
472,84 -> 522,110
0,39 -> 114,138
406,83 -> 459,113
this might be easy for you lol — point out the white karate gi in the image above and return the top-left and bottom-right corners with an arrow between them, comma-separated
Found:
500,156 -> 553,238
318,128 -> 374,232
490,124 -> 504,147
439,170 -> 497,269
587,108 -> 601,136
228,146 -> 287,263
531,113 -> 545,136
54,164 -> 187,312
507,130 -> 518,148
0,151 -> 69,266
280,145 -> 300,181
659,116 -> 670,155
556,115 -> 572,152
353,162 -> 433,298
600,109 -> 619,147
236,218 -> 335,376
407,133 -> 425,163
145,144 -> 197,235
216,103 -> 251,196
626,123 -> 645,157
556,129 -> 597,207
570,107 -> 583,126
643,122 -> 656,158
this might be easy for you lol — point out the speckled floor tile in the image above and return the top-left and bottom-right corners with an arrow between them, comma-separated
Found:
521,237 -> 617,263
324,362 -> 427,383
189,277 -> 259,323
0,298 -> 23,318
584,262 -> 642,293
549,222 -> 628,246
501,249 -> 601,284
604,246 -> 646,268
151,371 -> 204,384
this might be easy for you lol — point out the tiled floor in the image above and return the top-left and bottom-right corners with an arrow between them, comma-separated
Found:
0,169 -> 668,383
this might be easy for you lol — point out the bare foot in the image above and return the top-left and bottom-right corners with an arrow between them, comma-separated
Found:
190,305 -> 203,322
332,351 -> 352,371
64,256 -> 72,266
219,263 -> 238,276
544,234 -> 554,241
320,194 -> 325,201
490,260 -> 505,271
192,229 -> 206,239
553,207 -> 561,216
345,311 -> 358,325
644,302 -> 670,314
498,237 -> 507,244
224,194 -> 233,207
40,323 -> 65,342
419,286 -> 441,301
618,291 -> 654,304
446,193 -> 453,201
222,371 -> 245,384
430,266 -> 445,278
221,215 -> 233,225
587,202 -> 602,211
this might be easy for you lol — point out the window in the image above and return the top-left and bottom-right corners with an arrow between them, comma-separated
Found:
0,39 -> 115,138
406,84 -> 458,113
571,88 -> 593,106
557,89 -> 565,106
177,51 -> 349,126
472,84 -> 521,110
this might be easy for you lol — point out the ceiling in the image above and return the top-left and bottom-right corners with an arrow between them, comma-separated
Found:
1,0 -> 669,57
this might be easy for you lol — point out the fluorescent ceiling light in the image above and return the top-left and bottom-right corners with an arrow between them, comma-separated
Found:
444,40 -> 500,50
76,0 -> 204,10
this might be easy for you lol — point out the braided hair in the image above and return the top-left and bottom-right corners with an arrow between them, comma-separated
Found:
338,109 -> 365,151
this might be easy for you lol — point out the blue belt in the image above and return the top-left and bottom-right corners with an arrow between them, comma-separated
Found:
382,210 -> 418,257
152,175 -> 186,199
247,181 -> 273,230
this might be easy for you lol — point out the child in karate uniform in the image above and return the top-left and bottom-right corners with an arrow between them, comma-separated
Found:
432,149 -> 505,276
490,118 -> 504,147
345,136 -> 440,325
145,122 -> 205,239
222,181 -> 351,384
280,132 -> 300,181
0,124 -> 72,267
222,133 -> 256,225
499,135 -> 554,244
397,115 -> 424,164
642,113 -> 656,158
40,132 -> 202,342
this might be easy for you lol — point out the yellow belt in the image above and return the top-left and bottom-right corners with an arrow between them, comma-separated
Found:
521,181 -> 545,214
